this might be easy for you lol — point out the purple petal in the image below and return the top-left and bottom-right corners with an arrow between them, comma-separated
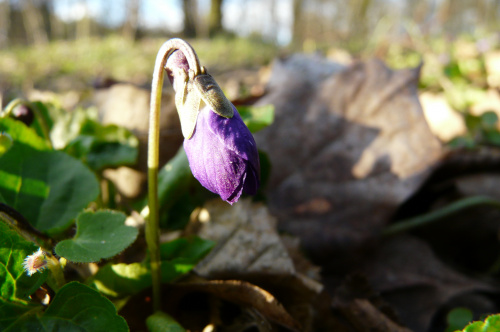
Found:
184,105 -> 260,204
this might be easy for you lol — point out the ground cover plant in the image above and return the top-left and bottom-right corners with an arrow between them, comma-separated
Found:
0,38 -> 273,330
3,30 -> 500,331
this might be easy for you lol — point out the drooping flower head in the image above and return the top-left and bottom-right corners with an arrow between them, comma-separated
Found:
165,41 -> 260,204
184,105 -> 259,204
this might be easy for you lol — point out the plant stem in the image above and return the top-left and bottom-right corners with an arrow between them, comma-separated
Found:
46,255 -> 65,290
383,196 -> 500,236
147,38 -> 201,312
1,98 -> 23,117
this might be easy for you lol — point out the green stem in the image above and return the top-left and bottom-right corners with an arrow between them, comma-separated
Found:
46,255 -> 65,290
147,38 -> 201,312
1,98 -> 23,117
383,196 -> 500,236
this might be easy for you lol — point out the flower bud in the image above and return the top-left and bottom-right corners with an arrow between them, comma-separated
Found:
183,105 -> 260,204
12,104 -> 34,126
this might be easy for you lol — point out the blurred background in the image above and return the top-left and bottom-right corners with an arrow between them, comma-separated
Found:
3,2 -> 500,331
1,0 -> 500,107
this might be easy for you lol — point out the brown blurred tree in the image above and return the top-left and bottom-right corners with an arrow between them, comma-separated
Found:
123,0 -> 140,41
208,0 -> 224,36
292,0 -> 304,48
0,0 -> 10,48
183,0 -> 197,38
22,0 -> 48,45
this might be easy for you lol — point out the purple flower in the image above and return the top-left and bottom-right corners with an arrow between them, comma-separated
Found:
183,105 -> 260,204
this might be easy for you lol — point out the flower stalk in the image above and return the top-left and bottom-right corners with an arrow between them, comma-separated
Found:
147,38 -> 260,311
147,39 -> 202,312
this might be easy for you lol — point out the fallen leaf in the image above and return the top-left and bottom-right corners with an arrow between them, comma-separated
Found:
254,56 -> 443,262
361,236 -> 495,331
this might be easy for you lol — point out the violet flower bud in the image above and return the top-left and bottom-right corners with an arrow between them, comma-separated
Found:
183,105 -> 260,204
164,40 -> 260,204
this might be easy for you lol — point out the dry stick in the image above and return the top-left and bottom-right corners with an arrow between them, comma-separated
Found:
147,38 -> 201,312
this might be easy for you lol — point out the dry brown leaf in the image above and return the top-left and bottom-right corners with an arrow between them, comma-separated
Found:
178,279 -> 302,331
186,199 -> 327,331
254,56 -> 443,262
193,199 -> 310,280
361,235 -> 495,331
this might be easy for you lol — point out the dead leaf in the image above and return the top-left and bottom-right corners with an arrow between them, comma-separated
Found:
177,279 -> 302,331
361,235 -> 494,331
186,199 -> 329,331
254,56 -> 443,262
333,274 -> 410,332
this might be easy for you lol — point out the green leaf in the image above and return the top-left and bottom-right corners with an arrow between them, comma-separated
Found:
64,121 -> 138,171
0,300 -> 41,330
0,221 -> 47,303
157,147 -> 194,209
49,107 -> 97,150
5,282 -> 129,332
446,308 -> 473,332
147,311 -> 185,332
237,104 -> 275,133
29,101 -> 56,142
0,132 -> 13,157
0,118 -> 50,151
89,262 -> 151,298
448,136 -> 476,149
160,236 -> 215,261
0,142 -> 99,233
0,221 -> 46,331
480,111 -> 499,128
55,210 -> 138,263
90,237 -> 214,298
457,314 -> 500,332
155,147 -> 208,230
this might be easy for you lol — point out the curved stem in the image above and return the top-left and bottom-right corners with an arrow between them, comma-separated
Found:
1,98 -> 23,117
147,38 -> 201,312
383,196 -> 500,236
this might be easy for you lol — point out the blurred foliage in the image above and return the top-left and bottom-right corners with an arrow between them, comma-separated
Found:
0,35 -> 277,95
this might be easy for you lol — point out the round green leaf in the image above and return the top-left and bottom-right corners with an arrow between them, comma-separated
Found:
147,311 -> 185,332
55,210 -> 138,263
458,314 -> 500,332
0,143 -> 99,233
6,282 -> 129,332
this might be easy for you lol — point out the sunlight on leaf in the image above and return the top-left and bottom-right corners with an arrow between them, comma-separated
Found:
0,143 -> 99,233
90,236 -> 214,298
55,210 -> 138,263
237,104 -> 275,133
456,314 -> 500,332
